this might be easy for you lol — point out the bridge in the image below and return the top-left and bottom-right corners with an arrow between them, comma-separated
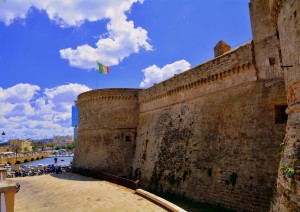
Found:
0,152 -> 51,165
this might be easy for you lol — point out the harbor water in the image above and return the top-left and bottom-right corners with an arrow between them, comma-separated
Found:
23,156 -> 73,166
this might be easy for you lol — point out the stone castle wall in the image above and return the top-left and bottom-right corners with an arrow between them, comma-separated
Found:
250,0 -> 284,82
139,41 -> 254,105
270,0 -> 300,211
73,89 -> 140,177
132,41 -> 287,211
134,81 -> 286,210
71,0 -> 300,210
73,40 -> 287,211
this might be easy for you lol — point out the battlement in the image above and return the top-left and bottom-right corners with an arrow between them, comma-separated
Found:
78,88 -> 140,106
139,41 -> 254,104
77,40 -> 254,107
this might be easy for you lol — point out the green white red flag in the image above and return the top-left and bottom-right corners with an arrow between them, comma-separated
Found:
98,62 -> 110,74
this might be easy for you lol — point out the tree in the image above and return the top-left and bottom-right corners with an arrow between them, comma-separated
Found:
66,144 -> 75,150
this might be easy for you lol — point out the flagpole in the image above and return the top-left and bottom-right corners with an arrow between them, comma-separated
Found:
96,70 -> 98,89
96,61 -> 98,90
96,61 -> 110,89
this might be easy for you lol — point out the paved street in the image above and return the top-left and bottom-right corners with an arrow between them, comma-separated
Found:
11,173 -> 166,212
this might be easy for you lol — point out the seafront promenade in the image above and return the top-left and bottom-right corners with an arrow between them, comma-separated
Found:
0,152 -> 51,165
11,173 -> 167,212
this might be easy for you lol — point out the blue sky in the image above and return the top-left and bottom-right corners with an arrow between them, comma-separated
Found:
0,0 -> 252,140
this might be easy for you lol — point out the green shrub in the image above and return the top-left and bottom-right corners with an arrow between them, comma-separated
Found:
282,164 -> 295,178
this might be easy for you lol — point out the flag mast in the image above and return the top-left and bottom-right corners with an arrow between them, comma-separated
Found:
96,61 -> 110,89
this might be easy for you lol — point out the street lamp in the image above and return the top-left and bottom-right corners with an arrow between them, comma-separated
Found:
1,132 -> 5,142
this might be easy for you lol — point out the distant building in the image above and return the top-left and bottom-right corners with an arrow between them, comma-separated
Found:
9,139 -> 32,152
0,146 -> 11,152
53,135 -> 73,147
72,101 -> 79,144
32,138 -> 53,145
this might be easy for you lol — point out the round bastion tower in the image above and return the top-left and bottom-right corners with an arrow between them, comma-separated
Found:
72,89 -> 140,178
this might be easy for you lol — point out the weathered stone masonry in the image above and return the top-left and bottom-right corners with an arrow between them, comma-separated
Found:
73,89 -> 140,177
270,0 -> 300,211
73,0 -> 300,211
133,39 -> 286,211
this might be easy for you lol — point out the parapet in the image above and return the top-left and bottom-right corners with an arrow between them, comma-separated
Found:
78,88 -> 140,106
139,41 -> 253,104
78,88 -> 141,131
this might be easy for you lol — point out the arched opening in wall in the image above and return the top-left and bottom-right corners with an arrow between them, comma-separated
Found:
275,105 -> 288,124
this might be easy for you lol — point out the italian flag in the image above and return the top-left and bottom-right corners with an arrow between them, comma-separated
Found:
98,62 -> 110,74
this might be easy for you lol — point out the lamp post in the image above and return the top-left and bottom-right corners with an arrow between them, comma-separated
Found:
1,132 -> 7,163
1,132 -> 5,142
0,132 -> 5,161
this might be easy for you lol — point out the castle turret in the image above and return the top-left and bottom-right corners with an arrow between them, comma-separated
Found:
72,89 -> 140,178
249,0 -> 283,80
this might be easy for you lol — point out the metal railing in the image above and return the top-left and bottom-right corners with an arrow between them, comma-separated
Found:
100,172 -> 139,190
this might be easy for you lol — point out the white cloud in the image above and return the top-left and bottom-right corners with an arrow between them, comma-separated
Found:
0,84 -> 40,117
0,0 -> 152,69
0,0 -> 141,27
44,83 -> 90,112
140,60 -> 191,88
0,0 -> 33,25
0,102 -> 15,116
60,16 -> 152,69
0,83 -> 40,103
8,102 -> 35,117
0,83 -> 91,140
